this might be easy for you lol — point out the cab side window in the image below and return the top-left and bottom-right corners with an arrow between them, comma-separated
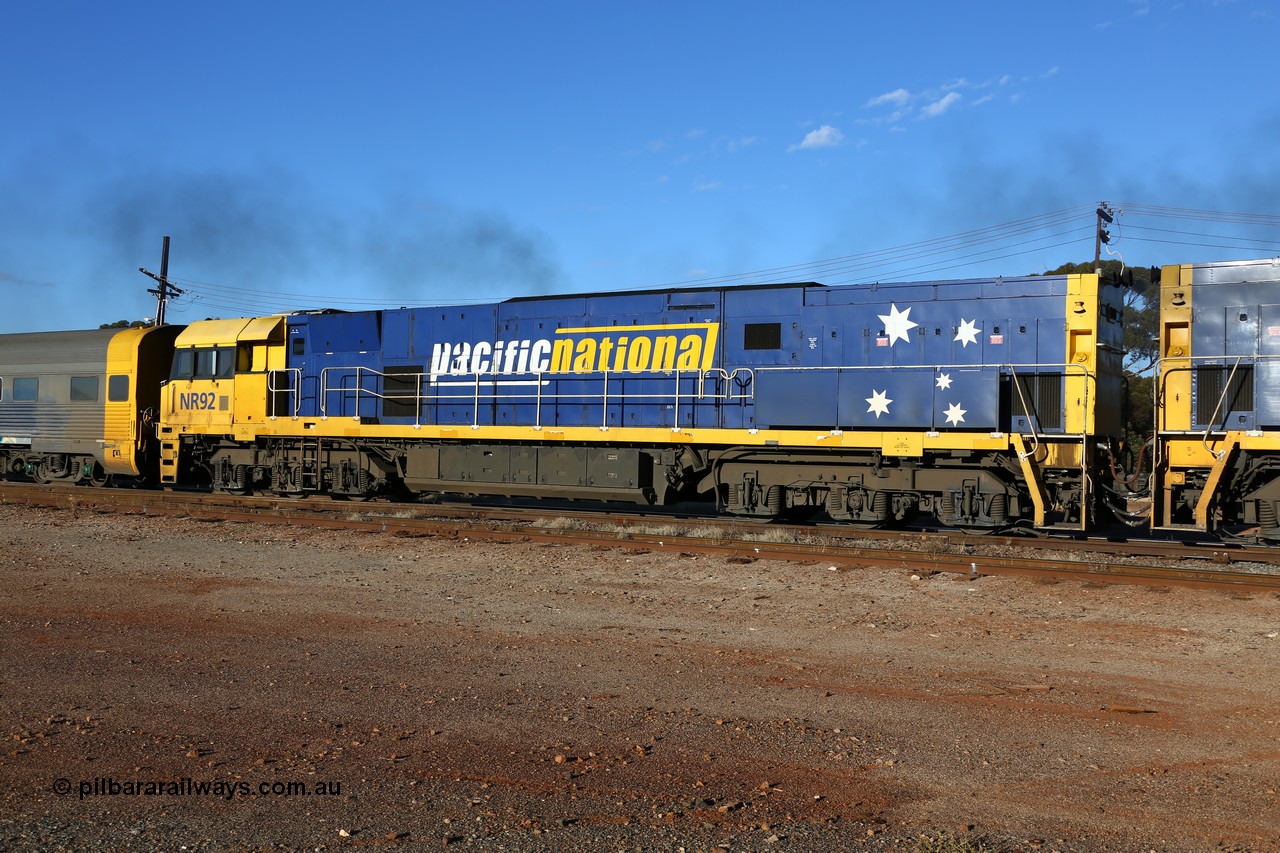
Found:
215,347 -> 235,379
173,347 -> 237,380
194,349 -> 217,378
171,350 -> 195,380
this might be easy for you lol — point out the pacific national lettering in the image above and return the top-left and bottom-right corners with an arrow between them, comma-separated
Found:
428,323 -> 719,382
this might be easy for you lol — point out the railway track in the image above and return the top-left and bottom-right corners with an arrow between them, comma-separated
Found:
3,482 -> 1279,591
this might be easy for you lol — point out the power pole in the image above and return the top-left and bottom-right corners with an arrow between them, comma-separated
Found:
1094,203 -> 1114,275
139,236 -> 184,326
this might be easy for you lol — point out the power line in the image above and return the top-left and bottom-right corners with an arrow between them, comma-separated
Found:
1113,201 -> 1280,226
1124,224 -> 1280,248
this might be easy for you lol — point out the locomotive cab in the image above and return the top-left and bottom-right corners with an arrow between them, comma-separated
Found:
158,316 -> 286,487
162,317 -> 286,431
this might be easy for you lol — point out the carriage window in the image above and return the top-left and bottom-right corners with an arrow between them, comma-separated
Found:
12,377 -> 37,402
70,376 -> 99,402
744,322 -> 782,350
108,374 -> 130,402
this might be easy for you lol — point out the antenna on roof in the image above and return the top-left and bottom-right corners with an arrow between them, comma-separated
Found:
139,236 -> 185,326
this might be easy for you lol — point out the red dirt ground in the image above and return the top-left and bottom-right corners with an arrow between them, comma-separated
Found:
1,503 -> 1277,851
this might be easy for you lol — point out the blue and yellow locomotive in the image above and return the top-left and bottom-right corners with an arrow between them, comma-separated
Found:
155,271 -> 1124,532
1153,258 -> 1280,538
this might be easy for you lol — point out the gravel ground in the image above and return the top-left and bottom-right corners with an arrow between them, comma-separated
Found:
0,501 -> 1277,852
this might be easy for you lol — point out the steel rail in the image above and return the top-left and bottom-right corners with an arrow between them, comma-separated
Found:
2,483 -> 1278,591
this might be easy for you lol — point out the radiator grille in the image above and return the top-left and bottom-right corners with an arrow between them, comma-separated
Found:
1196,365 -> 1254,427
383,366 -> 424,418
1011,373 -> 1063,430
743,322 -> 782,351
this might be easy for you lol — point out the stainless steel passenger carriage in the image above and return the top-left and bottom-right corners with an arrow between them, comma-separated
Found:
0,326 -> 181,483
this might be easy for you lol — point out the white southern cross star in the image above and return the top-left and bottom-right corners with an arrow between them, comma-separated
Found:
943,402 -> 967,426
878,303 -> 918,346
866,389 -> 892,418
954,318 -> 980,348
935,372 -> 953,390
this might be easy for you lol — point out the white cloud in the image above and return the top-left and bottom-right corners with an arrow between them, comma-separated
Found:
727,135 -> 762,153
789,125 -> 845,152
920,92 -> 961,118
865,88 -> 911,109
857,66 -> 1056,129
693,179 -> 722,192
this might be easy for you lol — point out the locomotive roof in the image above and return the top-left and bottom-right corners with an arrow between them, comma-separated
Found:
502,281 -> 824,304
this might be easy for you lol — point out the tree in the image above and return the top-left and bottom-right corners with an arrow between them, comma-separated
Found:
99,319 -> 148,329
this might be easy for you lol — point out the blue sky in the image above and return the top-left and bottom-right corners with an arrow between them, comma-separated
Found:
2,0 -> 1279,332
